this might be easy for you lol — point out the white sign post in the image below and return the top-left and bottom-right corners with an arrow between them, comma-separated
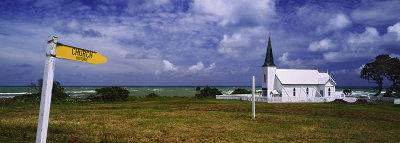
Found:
36,36 -> 57,143
252,76 -> 255,119
35,36 -> 107,143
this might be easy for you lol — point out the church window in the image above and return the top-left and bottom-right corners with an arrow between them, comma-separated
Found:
264,74 -> 266,83
328,88 -> 331,96
306,88 -> 309,95
293,88 -> 296,96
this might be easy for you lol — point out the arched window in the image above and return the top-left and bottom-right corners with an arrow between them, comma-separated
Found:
293,88 -> 296,96
306,88 -> 309,95
264,74 -> 266,83
328,88 -> 331,96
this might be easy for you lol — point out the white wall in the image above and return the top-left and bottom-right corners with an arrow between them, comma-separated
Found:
262,67 -> 267,89
317,85 -> 325,97
281,85 -> 319,102
324,80 -> 335,97
267,66 -> 276,96
275,76 -> 283,97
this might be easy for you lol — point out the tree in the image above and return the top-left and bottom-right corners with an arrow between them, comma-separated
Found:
360,55 -> 391,96
384,57 -> 400,97
232,88 -> 251,94
360,55 -> 400,97
195,86 -> 201,95
197,86 -> 222,98
146,93 -> 160,98
22,78 -> 68,101
95,86 -> 130,101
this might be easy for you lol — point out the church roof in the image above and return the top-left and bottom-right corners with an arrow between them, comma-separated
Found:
262,36 -> 275,67
275,69 -> 336,85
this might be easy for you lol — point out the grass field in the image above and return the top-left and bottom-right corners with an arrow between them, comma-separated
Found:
1,97 -> 400,142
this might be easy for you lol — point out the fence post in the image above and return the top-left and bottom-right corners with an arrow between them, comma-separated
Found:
252,76 -> 255,119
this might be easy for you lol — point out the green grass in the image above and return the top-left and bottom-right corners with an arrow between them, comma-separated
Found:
1,97 -> 400,142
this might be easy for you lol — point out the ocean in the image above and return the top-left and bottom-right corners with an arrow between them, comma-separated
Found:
0,86 -> 384,99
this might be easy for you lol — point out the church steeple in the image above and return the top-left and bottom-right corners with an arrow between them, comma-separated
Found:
262,36 -> 275,67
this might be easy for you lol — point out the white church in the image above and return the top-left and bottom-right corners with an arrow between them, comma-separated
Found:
261,36 -> 337,102
217,36 -> 339,103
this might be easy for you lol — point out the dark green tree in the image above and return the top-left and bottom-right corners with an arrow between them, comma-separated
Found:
384,57 -> 400,97
95,86 -> 130,101
146,93 -> 160,98
360,55 -> 391,96
195,86 -> 201,95
198,86 -> 222,98
232,88 -> 251,94
360,55 -> 400,97
21,78 -> 69,101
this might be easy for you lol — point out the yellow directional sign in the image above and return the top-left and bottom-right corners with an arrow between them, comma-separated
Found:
56,43 -> 107,64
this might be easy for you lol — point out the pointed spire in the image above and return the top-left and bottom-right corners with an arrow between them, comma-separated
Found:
263,36 -> 275,67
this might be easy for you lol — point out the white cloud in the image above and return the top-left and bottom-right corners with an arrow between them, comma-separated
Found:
330,69 -> 348,74
387,22 -> 400,40
188,62 -> 216,73
390,54 -> 400,58
278,52 -> 306,68
162,60 -> 178,72
188,62 -> 204,72
230,67 -> 249,74
355,64 -> 365,75
216,26 -> 269,59
322,22 -> 400,63
351,0 -> 400,25
323,27 -> 380,62
348,27 -> 379,46
330,64 -> 365,75
217,33 -> 250,57
193,0 -> 276,27
317,14 -> 351,34
126,0 -> 173,14
323,52 -> 342,62
308,38 -> 336,52
156,61 -> 216,75
205,62 -> 216,71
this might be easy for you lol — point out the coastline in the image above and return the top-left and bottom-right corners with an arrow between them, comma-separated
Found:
0,86 -> 391,99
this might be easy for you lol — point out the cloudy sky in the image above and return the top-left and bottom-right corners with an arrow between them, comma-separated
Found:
1,0 -> 399,86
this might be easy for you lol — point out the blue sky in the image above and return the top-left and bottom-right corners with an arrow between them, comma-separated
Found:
0,0 -> 399,86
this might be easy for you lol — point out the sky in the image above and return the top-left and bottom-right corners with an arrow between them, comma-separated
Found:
0,0 -> 400,86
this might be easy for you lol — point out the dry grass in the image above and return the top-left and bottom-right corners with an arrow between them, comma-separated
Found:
1,97 -> 400,142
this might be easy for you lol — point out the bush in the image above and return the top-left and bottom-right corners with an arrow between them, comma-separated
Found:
232,88 -> 251,94
146,93 -> 160,98
14,79 -> 68,102
95,87 -> 130,102
86,94 -> 98,101
343,89 -> 352,95
13,93 -> 40,102
196,86 -> 222,98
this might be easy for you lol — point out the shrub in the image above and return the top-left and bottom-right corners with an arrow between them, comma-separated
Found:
232,88 -> 251,94
86,94 -> 98,101
13,93 -> 40,102
95,86 -> 130,101
197,86 -> 222,98
14,79 -> 68,102
146,93 -> 160,98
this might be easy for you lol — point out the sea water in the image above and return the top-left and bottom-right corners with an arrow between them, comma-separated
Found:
0,86 -> 384,99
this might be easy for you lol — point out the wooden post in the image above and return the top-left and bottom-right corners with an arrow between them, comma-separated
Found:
252,76 -> 255,119
36,36 -> 57,143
